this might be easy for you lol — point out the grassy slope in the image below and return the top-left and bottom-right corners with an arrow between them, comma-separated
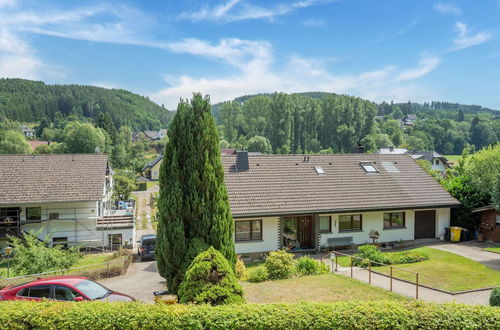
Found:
0,253 -> 114,277
241,273 -> 407,303
484,247 -> 500,253
340,247 -> 500,292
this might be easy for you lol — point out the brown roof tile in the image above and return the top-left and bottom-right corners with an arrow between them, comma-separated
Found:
0,154 -> 109,204
221,154 -> 460,217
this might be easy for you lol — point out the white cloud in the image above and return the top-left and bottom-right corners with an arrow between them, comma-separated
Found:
179,0 -> 336,23
396,57 -> 440,81
0,3 -> 157,47
0,28 -> 44,79
0,0 -> 16,9
151,38 -> 440,108
302,18 -> 326,27
433,3 -> 461,16
453,22 -> 492,50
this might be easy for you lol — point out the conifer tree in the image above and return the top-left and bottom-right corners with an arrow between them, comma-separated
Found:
156,94 -> 236,294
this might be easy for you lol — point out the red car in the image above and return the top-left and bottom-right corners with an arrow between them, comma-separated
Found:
0,276 -> 134,302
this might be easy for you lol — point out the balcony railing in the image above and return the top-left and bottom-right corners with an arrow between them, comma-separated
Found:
97,213 -> 134,229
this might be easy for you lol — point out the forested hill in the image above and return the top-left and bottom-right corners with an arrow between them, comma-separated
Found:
0,79 -> 174,130
213,92 -> 499,156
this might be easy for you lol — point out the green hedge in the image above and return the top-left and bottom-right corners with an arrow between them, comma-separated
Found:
0,301 -> 498,329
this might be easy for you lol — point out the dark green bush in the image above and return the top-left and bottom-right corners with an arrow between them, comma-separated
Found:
296,256 -> 329,275
177,247 -> 243,305
491,287 -> 500,306
248,266 -> 269,282
264,250 -> 295,280
352,245 -> 390,267
391,252 -> 429,264
0,301 -> 497,329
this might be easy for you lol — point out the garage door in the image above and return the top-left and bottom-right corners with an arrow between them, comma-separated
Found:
414,210 -> 436,239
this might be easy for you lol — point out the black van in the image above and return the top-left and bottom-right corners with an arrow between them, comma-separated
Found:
137,234 -> 156,261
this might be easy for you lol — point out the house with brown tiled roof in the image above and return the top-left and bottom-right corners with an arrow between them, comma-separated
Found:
0,154 -> 134,249
222,151 -> 460,256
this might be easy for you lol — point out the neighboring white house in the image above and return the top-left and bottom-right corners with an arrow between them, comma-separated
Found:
222,152 -> 460,257
403,114 -> 417,126
20,125 -> 35,138
0,154 -> 134,250
375,148 -> 450,175
408,151 -> 450,174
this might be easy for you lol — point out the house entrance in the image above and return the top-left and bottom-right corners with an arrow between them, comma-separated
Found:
283,215 -> 314,251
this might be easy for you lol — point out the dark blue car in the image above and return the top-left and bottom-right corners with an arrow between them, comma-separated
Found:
137,234 -> 156,262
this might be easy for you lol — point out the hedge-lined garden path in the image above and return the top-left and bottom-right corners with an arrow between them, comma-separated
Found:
333,265 -> 492,305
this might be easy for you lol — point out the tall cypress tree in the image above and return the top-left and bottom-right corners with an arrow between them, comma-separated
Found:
156,94 -> 236,294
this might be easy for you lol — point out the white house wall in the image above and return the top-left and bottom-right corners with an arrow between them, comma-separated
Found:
234,217 -> 279,255
319,208 -> 450,246
2,201 -> 134,248
436,208 -> 450,239
233,208 -> 451,254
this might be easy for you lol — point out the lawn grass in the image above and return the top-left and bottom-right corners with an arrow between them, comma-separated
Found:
146,182 -> 158,190
444,155 -> 462,165
372,247 -> 500,292
484,247 -> 500,254
241,273 -> 408,303
0,253 -> 115,277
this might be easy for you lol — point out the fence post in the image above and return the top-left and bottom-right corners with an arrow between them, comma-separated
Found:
390,267 -> 393,292
416,273 -> 419,299
350,256 -> 353,277
335,252 -> 338,272
368,260 -> 372,284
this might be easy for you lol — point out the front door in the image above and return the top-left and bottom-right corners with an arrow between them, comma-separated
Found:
283,215 -> 315,251
298,216 -> 313,249
414,210 -> 436,239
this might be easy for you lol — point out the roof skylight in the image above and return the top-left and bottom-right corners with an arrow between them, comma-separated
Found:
381,162 -> 400,173
314,166 -> 325,174
360,162 -> 378,173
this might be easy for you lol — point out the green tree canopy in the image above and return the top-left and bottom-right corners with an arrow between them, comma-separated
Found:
64,122 -> 105,153
247,135 -> 272,153
156,93 -> 236,294
462,144 -> 500,208
0,130 -> 31,154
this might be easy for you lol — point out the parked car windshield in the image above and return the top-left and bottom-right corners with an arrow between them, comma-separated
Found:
74,280 -> 110,300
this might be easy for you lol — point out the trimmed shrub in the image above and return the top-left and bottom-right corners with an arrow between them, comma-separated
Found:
352,245 -> 391,267
0,301 -> 498,329
391,252 -> 429,265
248,266 -> 269,282
491,287 -> 500,307
177,247 -> 244,305
265,250 -> 295,280
296,256 -> 329,275
235,258 -> 246,278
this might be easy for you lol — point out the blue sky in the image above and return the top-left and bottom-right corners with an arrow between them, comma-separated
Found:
0,0 -> 499,109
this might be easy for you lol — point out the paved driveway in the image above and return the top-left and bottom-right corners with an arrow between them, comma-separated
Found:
100,260 -> 166,303
431,241 -> 500,271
